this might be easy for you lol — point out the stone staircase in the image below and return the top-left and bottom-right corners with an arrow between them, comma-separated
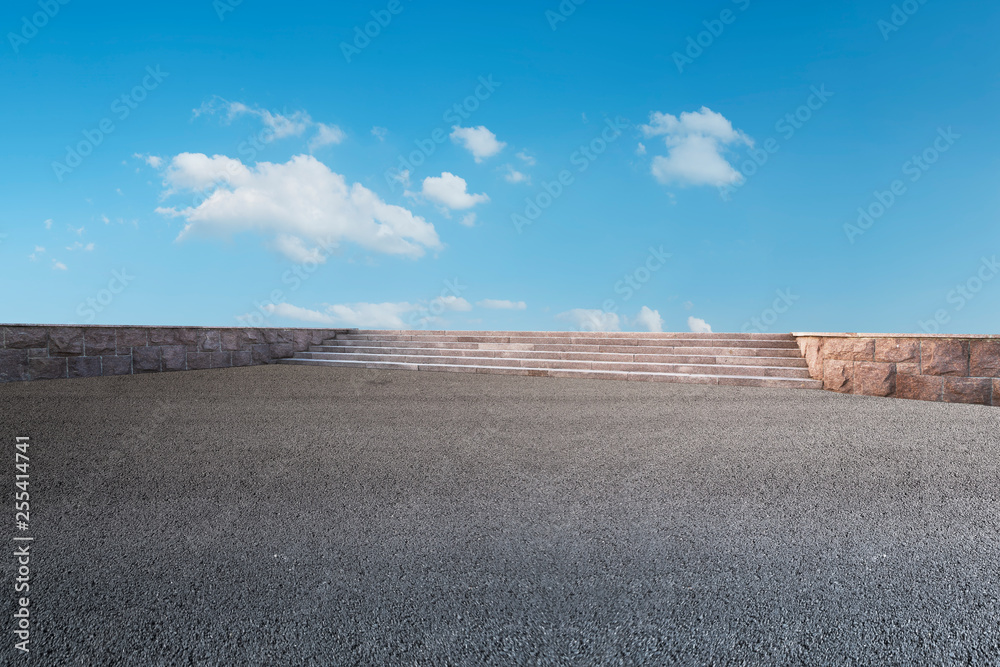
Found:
278,330 -> 823,390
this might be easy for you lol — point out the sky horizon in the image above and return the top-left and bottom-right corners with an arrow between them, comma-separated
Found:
2,1 -> 998,334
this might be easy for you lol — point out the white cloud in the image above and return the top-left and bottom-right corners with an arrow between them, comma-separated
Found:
309,123 -> 347,151
154,153 -> 441,261
43,219 -> 52,229
135,153 -> 164,168
503,164 -> 529,184
450,125 -> 506,162
52,259 -> 67,271
683,301 -> 694,311
260,298 -> 467,329
460,213 -> 477,227
195,97 -> 345,151
69,225 -> 84,236
28,246 -> 45,261
431,295 -> 472,312
632,306 -> 664,332
640,107 -> 751,187
271,234 -> 328,264
688,316 -> 713,333
66,242 -> 95,252
516,150 -> 536,166
421,172 -> 489,210
556,309 -> 621,332
635,142 -> 646,156
478,299 -> 526,310
371,126 -> 388,141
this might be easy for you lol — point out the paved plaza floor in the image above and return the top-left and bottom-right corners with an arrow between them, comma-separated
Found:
3,365 -> 999,664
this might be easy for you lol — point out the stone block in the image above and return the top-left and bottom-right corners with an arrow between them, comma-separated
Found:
220,330 -> 240,351
187,353 -> 213,370
132,347 -> 162,373
161,345 -> 188,372
0,349 -> 29,382
994,380 -> 1000,407
796,337 -> 823,380
28,357 -> 67,380
263,329 -> 292,344
48,327 -> 84,356
969,340 -> 1000,378
27,348 -> 49,358
148,328 -> 198,347
269,343 -> 294,359
293,330 -> 312,352
853,362 -> 896,397
875,338 -> 920,363
896,375 -> 943,402
101,355 -> 132,375
251,344 -> 272,365
238,328 -> 266,347
84,328 -> 117,355
117,327 -> 148,348
921,340 -> 969,376
68,356 -> 103,379
210,352 -> 232,368
821,338 -> 875,362
943,377 -> 993,405
196,330 -> 222,352
232,350 -> 252,367
823,359 -> 854,393
895,362 -> 920,376
3,326 -> 47,349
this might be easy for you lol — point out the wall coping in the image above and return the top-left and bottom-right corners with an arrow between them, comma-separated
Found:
1,324 -> 357,331
792,332 -> 1000,339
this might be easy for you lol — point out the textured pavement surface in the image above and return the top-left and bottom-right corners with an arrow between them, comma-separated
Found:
2,365 -> 999,665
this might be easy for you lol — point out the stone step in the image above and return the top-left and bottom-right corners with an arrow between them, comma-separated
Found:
352,329 -> 796,341
319,339 -> 805,357
308,345 -> 809,368
278,357 -> 823,389
294,351 -> 813,378
339,333 -> 800,348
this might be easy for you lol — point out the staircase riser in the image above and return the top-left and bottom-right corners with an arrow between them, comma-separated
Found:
309,346 -> 808,368
350,330 -> 796,341
324,339 -> 802,353
338,334 -> 799,349
279,358 -> 823,389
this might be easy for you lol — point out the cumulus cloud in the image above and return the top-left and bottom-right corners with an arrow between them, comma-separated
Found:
632,306 -> 664,332
421,172 -> 489,210
635,142 -> 646,156
688,316 -> 713,333
478,299 -> 526,310
52,259 -> 67,271
460,213 -> 477,227
431,295 -> 472,312
44,219 -> 52,229
134,153 -> 163,168
556,309 -> 621,332
28,246 -> 45,261
516,150 -> 536,166
195,97 -> 345,150
640,107 -> 751,187
450,125 -> 506,162
66,242 -> 95,252
153,153 -> 441,261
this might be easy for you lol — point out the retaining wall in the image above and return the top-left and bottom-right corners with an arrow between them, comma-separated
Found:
793,333 -> 1000,407
0,325 -> 355,384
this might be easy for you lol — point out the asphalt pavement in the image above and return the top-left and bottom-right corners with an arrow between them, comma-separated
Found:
2,365 -> 999,665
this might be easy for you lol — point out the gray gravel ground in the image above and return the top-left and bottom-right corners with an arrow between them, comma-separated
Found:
2,365 -> 999,665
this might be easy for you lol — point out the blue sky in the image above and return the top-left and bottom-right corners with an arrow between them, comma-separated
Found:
2,0 -> 998,334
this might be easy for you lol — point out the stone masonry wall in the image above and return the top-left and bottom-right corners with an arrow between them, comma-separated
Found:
793,334 -> 1000,407
0,325 -> 356,384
